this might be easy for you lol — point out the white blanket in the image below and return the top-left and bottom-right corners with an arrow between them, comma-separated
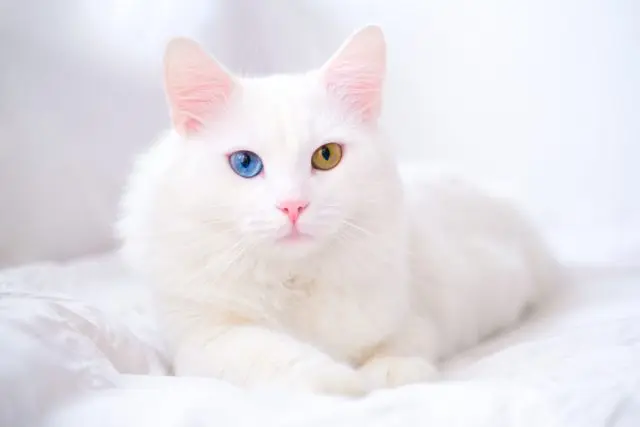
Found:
1,254 -> 639,427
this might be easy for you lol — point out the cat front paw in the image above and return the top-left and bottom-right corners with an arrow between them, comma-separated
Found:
289,362 -> 369,397
360,356 -> 438,390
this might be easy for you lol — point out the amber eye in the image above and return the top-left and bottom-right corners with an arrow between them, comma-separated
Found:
311,143 -> 343,171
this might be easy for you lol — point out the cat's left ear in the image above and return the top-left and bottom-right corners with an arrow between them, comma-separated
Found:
320,25 -> 386,122
164,38 -> 235,136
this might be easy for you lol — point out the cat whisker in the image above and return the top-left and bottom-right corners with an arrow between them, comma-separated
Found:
340,219 -> 375,237
176,236 -> 251,289
201,218 -> 234,226
213,245 -> 249,277
152,228 -> 238,250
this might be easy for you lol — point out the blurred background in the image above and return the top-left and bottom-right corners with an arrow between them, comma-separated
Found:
0,0 -> 638,269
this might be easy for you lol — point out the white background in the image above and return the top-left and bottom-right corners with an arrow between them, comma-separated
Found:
1,0 -> 638,268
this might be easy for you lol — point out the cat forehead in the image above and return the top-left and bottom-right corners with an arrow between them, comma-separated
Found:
239,73 -> 325,116
230,73 -> 347,149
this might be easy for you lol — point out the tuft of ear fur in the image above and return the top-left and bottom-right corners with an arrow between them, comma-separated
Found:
164,38 -> 234,136
320,25 -> 386,122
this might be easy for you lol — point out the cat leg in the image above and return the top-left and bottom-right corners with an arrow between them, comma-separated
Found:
358,315 -> 440,390
360,356 -> 437,389
173,324 -> 367,396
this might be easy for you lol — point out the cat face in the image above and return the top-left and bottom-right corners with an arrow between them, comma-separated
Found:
133,26 -> 401,261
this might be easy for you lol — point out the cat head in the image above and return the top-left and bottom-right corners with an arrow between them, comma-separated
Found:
120,26 -> 404,267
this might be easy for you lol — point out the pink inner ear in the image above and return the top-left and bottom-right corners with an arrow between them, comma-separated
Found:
183,117 -> 200,133
325,63 -> 383,121
164,38 -> 234,136
321,26 -> 386,122
169,73 -> 233,134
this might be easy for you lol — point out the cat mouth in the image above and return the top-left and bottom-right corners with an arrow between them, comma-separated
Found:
278,227 -> 312,243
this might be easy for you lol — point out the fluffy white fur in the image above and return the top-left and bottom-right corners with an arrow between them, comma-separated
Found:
118,26 -> 561,395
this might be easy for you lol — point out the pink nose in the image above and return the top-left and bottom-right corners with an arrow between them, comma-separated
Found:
277,200 -> 309,224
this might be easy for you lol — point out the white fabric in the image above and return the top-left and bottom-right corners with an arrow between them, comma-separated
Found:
1,253 -> 639,427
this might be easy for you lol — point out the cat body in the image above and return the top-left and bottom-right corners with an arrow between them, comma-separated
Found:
118,26 -> 559,394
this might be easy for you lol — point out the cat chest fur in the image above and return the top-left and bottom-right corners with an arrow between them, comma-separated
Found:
258,267 -> 408,364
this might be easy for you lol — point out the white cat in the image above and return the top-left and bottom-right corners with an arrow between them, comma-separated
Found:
118,26 -> 561,395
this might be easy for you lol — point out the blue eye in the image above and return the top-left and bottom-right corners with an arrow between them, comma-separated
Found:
228,150 -> 263,178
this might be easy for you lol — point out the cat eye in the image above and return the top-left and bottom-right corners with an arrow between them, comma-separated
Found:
311,143 -> 343,171
228,150 -> 263,178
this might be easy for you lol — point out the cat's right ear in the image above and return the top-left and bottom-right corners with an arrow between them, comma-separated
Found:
164,38 -> 235,136
320,26 -> 386,122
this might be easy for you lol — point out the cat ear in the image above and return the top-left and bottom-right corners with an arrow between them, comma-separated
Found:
320,25 -> 386,122
164,38 -> 235,136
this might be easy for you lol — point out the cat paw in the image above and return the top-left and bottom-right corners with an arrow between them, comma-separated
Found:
360,356 -> 438,390
291,362 -> 368,397
314,364 -> 369,396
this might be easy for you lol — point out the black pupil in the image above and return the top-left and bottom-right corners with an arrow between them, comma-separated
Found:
321,146 -> 331,161
239,153 -> 251,168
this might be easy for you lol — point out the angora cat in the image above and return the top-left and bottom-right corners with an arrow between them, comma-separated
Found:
118,26 -> 560,395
